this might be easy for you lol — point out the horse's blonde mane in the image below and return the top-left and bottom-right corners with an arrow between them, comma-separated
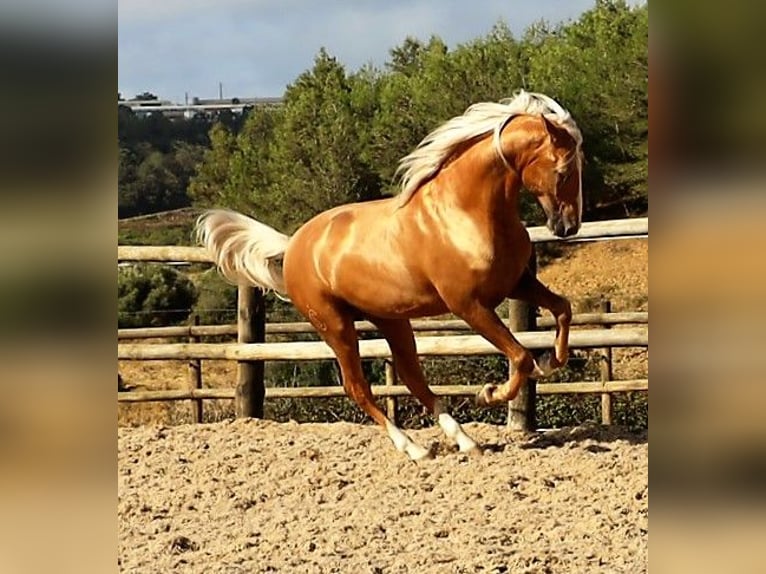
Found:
395,90 -> 582,206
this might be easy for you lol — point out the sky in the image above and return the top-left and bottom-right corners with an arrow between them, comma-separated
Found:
118,0 -> 602,103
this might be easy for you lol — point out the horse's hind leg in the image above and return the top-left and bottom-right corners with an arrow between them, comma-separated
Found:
311,305 -> 432,461
370,317 -> 480,455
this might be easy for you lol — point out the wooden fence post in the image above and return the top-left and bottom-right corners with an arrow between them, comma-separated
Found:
507,250 -> 538,431
235,286 -> 266,418
385,360 -> 398,425
600,299 -> 614,425
187,314 -> 203,423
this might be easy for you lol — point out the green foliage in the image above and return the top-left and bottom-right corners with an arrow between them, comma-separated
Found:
191,50 -> 384,232
370,25 -> 528,193
191,271 -> 238,325
265,397 -> 369,425
187,103 -> 274,223
119,139 -> 204,217
612,392 -> 648,433
118,265 -> 197,328
118,207 -> 200,246
522,0 -> 648,215
118,104 -> 249,218
118,221 -> 191,246
257,347 -> 646,432
189,1 -> 648,227
185,122 -> 237,209
267,360 -> 340,389
120,2 -> 648,225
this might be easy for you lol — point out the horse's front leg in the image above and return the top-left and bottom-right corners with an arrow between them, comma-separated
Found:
444,299 -> 538,406
509,269 -> 572,374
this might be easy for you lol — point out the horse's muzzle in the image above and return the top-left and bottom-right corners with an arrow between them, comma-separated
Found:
548,215 -> 579,238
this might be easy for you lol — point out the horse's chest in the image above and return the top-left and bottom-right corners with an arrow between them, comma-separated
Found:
463,230 -> 531,276
436,211 -> 498,271
479,247 -> 528,287
466,234 -> 531,303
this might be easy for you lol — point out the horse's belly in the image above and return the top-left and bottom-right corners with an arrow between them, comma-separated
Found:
333,256 -> 447,318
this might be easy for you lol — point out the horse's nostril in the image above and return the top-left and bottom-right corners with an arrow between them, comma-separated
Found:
564,224 -> 578,237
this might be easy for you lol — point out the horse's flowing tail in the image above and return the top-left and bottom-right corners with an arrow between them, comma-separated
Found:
195,209 -> 290,295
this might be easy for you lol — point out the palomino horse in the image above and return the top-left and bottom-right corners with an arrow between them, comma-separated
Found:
197,90 -> 583,460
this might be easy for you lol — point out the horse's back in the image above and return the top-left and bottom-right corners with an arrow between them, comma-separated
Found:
282,197 -> 447,317
286,197 -> 396,259
282,197 -> 394,287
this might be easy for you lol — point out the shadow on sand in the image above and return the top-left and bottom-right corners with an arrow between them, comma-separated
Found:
519,422 -> 647,450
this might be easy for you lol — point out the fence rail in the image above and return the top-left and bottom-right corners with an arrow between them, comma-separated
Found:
117,311 -> 648,340
117,379 -> 649,403
118,328 -> 647,361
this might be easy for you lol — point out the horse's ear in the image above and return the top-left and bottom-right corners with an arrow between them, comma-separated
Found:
541,115 -> 569,145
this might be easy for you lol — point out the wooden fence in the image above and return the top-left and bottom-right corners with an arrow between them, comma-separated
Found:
117,311 -> 648,340
118,217 -> 648,429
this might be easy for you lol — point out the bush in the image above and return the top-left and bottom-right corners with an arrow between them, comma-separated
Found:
257,349 -> 647,432
191,271 -> 238,325
118,265 -> 197,328
190,274 -> 308,328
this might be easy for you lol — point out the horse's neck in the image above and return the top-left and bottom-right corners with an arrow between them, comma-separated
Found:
425,140 -> 523,221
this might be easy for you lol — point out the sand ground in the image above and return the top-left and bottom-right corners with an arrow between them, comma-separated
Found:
118,420 -> 647,573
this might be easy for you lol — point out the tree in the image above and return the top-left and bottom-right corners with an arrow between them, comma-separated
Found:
370,30 -> 526,195
188,3 -> 648,229
521,0 -> 648,215
191,49 -> 383,232
187,122 -> 237,208
265,48 -> 382,230
118,146 -> 139,216
388,37 -> 427,76
371,36 -> 453,191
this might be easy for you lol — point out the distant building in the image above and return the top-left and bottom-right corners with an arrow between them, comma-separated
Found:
119,96 -> 283,119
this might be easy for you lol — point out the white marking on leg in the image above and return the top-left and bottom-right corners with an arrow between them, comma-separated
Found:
438,414 -> 479,453
385,420 -> 430,460
434,400 -> 479,453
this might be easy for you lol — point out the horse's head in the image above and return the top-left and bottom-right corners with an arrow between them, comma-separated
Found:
518,115 -> 583,238
396,90 -> 584,234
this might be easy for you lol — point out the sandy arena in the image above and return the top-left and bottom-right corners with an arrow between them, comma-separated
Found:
118,420 -> 647,573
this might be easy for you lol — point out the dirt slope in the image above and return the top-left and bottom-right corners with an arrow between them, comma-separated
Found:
538,239 -> 648,313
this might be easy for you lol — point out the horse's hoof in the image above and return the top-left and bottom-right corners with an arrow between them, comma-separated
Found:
408,443 -> 435,462
475,384 -> 496,407
463,444 -> 484,457
533,352 -> 556,378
